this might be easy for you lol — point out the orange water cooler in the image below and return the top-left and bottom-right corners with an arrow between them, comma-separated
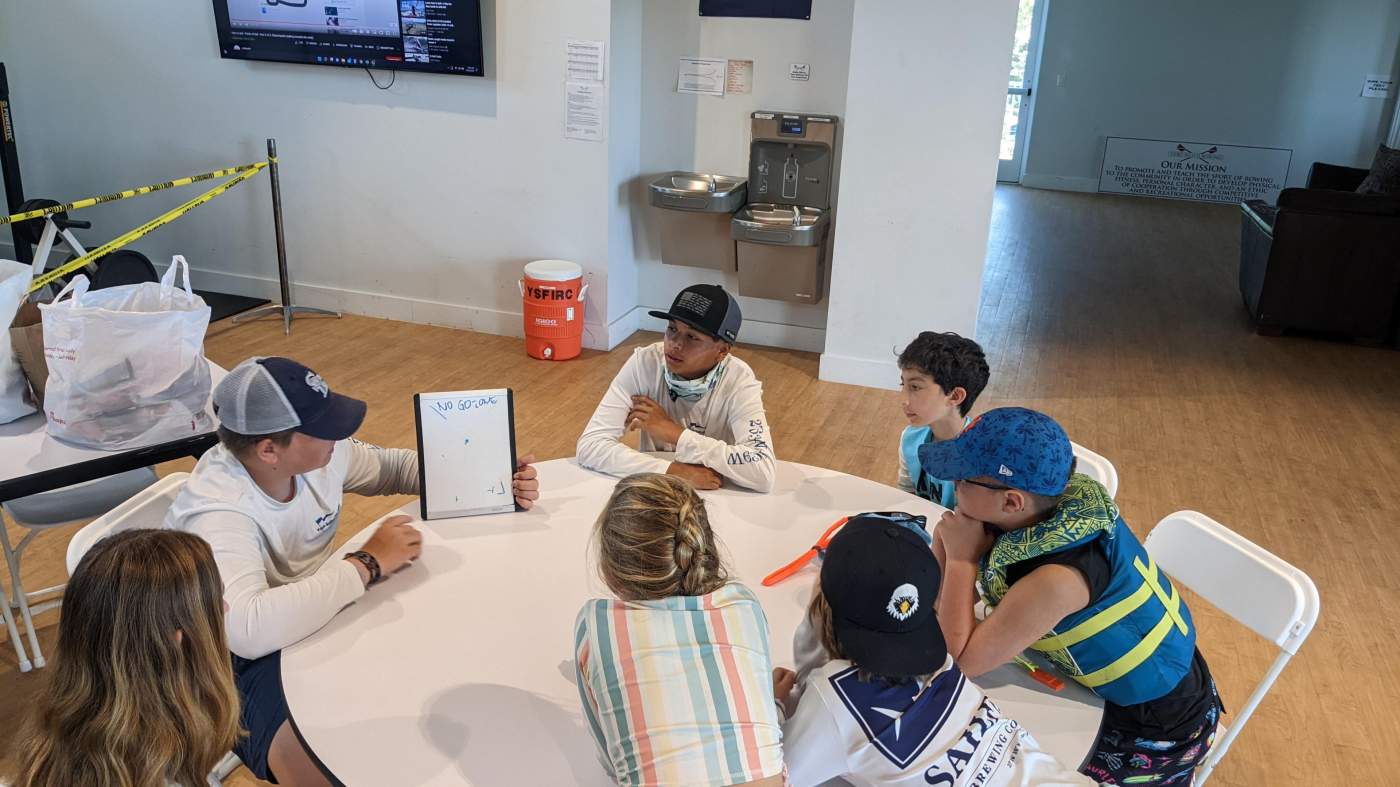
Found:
520,259 -> 587,361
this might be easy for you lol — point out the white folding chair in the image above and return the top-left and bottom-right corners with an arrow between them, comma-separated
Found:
1070,441 -> 1118,498
1,467 -> 159,671
1144,511 -> 1320,787
208,751 -> 243,787
64,473 -> 190,576
1,578 -> 29,672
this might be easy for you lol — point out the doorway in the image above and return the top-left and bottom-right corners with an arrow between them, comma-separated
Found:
997,0 -> 1046,182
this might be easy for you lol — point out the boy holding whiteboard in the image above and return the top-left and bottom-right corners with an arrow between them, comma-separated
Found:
166,356 -> 539,786
577,284 -> 777,493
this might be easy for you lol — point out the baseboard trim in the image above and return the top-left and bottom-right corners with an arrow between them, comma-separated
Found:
1019,174 -> 1100,193
818,351 -> 900,391
156,264 -> 532,338
601,306 -> 644,351
7,245 -> 828,354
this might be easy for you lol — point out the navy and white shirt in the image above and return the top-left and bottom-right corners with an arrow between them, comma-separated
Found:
782,657 -> 1093,787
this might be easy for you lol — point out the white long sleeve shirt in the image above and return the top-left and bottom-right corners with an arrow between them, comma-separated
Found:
164,438 -> 419,660
576,342 -> 776,493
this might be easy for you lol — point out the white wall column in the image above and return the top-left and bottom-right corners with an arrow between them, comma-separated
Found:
820,0 -> 1018,389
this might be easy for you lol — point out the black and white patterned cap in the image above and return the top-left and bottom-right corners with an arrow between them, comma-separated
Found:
648,284 -> 742,343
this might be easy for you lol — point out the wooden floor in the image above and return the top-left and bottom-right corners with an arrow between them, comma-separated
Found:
3,185 -> 1396,785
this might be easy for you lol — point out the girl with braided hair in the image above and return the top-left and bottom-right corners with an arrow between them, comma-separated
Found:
573,473 -> 785,787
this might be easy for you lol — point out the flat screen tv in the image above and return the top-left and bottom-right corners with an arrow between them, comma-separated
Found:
212,0 -> 484,76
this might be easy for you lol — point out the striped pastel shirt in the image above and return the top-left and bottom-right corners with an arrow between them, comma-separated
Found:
574,582 -> 785,786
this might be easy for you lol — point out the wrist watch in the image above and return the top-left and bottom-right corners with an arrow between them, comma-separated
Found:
344,550 -> 382,585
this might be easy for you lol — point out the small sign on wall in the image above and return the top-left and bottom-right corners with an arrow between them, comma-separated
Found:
677,57 -> 727,96
1099,137 -> 1292,204
788,63 -> 810,81
1362,74 -> 1393,99
726,59 -> 754,94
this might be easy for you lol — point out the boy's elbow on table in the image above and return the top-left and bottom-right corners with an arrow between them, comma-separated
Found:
226,613 -> 278,661
575,433 -> 612,471
747,456 -> 777,494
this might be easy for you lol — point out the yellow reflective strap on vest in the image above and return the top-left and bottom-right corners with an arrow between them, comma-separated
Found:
1139,556 -> 1190,637
1031,553 -> 1190,688
1029,553 -> 1187,655
1075,604 -> 1179,688
1031,581 -> 1153,653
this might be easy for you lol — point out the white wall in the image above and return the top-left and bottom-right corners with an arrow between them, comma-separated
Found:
0,0 -> 627,347
2,1 -> 1014,387
1023,0 -> 1400,191
820,0 -> 1019,390
634,0 -> 855,352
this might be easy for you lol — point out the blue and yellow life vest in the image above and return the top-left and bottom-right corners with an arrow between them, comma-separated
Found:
899,420 -> 968,510
978,474 -> 1196,707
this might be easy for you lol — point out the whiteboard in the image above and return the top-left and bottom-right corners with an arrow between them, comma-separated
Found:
413,389 -> 519,519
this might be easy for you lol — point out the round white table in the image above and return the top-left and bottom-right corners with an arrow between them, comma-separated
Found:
282,459 -> 1103,786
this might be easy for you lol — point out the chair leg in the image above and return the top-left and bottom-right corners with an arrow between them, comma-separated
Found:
207,751 -> 242,786
0,578 -> 33,672
0,523 -> 45,668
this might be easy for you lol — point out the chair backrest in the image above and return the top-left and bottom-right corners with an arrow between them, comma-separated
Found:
1145,511 -> 1319,785
1070,441 -> 1119,499
1145,510 -> 1318,653
65,473 -> 189,577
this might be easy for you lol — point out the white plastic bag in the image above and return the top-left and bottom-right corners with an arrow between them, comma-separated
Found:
39,256 -> 212,449
0,259 -> 39,424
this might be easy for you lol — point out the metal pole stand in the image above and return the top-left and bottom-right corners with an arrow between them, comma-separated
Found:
1,62 -> 35,265
234,138 -> 339,335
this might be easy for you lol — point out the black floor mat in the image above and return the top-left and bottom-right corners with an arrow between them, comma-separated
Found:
196,290 -> 271,323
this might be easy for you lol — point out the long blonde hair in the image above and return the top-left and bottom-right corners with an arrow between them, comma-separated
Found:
594,473 -> 729,599
13,529 -> 242,787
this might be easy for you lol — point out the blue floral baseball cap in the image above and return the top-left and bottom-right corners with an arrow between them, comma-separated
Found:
917,407 -> 1074,496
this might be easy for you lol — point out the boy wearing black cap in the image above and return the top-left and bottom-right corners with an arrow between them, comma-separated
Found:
775,513 -> 1091,786
165,356 -> 539,785
920,408 -> 1221,786
577,284 -> 776,493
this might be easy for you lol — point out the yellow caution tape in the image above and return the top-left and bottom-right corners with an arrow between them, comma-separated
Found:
27,162 -> 269,294
1,162 -> 269,226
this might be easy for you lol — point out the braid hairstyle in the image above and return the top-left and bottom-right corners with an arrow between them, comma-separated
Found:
594,473 -> 730,600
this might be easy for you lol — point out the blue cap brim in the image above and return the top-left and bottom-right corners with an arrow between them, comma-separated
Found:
917,437 -> 981,483
295,393 -> 367,441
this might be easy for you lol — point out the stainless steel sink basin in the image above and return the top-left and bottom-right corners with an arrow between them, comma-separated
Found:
648,172 -> 747,213
731,203 -> 829,246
